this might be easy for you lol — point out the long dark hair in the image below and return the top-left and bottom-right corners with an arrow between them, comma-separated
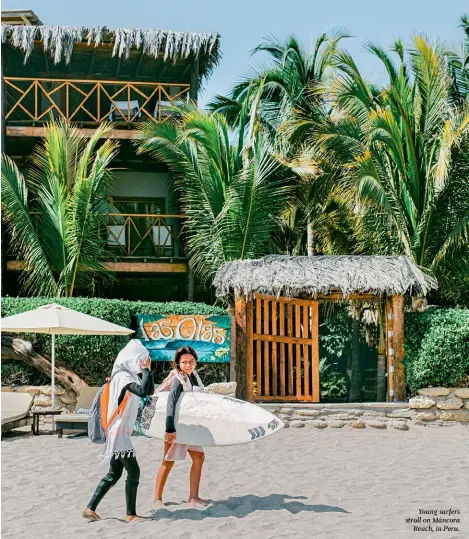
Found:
172,346 -> 198,371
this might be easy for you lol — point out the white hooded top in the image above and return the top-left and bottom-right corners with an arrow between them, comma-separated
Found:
102,339 -> 149,462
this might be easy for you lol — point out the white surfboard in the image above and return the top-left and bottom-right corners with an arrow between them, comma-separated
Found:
135,392 -> 283,446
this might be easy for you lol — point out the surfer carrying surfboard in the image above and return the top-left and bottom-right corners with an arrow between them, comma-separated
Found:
83,340 -> 154,522
153,346 -> 209,508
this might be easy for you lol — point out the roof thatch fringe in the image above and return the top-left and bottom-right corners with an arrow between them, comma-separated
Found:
213,255 -> 438,300
1,25 -> 221,75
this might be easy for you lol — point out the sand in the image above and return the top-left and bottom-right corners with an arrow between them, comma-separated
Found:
1,425 -> 468,539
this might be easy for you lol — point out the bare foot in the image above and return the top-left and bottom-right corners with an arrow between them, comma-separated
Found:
125,515 -> 147,522
82,508 -> 101,521
153,498 -> 165,508
188,497 -> 209,507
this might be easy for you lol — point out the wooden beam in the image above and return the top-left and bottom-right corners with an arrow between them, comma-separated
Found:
253,333 -> 314,346
6,261 -> 25,271
391,295 -> 405,401
253,395 -> 316,402
6,126 -> 143,140
106,262 -> 187,273
254,293 -> 381,304
7,261 -> 188,273
317,293 -> 381,302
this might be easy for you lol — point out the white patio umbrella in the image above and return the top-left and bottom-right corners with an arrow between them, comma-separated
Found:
1,303 -> 134,428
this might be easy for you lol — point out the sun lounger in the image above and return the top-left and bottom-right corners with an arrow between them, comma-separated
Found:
1,392 -> 34,434
56,386 -> 99,438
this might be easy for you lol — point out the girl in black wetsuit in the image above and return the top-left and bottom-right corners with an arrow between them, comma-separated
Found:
153,346 -> 208,508
83,339 -> 154,522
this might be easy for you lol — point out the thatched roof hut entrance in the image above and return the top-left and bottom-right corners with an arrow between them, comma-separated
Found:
214,255 -> 437,403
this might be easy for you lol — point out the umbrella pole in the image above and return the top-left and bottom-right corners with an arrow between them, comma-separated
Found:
51,333 -> 56,431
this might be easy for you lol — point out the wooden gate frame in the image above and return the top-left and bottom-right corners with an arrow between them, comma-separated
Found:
232,292 -> 406,403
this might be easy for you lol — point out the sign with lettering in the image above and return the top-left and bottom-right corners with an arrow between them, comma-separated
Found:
136,314 -> 231,363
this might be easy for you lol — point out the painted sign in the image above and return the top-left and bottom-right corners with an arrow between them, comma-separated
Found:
136,314 -> 231,363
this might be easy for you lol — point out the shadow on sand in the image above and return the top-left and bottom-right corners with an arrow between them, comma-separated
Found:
149,494 -> 349,521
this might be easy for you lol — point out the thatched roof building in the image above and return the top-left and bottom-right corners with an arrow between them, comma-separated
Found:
1,24 -> 220,78
214,255 -> 438,300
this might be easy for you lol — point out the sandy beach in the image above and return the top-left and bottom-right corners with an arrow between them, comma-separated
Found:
2,425 -> 468,539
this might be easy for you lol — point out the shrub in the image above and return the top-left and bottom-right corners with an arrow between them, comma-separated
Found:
1,297 -> 227,386
405,309 -> 469,394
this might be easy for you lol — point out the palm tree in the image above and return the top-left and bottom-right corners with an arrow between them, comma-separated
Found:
210,31 -> 348,133
137,98 -> 292,283
309,36 -> 469,302
447,14 -> 469,103
211,31 -> 350,257
1,120 -> 118,296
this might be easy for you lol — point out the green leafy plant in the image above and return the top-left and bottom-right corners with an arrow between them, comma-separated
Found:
405,309 -> 469,393
1,120 -> 119,296
319,358 -> 349,398
137,97 -> 292,284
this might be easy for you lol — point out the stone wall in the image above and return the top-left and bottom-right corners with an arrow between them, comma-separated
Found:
408,387 -> 469,424
264,387 -> 469,430
3,384 -> 466,432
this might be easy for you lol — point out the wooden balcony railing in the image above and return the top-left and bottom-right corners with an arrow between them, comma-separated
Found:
101,213 -> 186,260
4,77 -> 190,127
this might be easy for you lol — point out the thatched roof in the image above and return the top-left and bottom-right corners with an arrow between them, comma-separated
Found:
214,255 -> 438,299
1,24 -> 221,77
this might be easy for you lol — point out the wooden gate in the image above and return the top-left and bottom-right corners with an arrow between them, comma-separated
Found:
248,295 -> 319,402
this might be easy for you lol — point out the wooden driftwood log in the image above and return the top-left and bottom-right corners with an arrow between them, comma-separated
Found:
1,335 -> 88,396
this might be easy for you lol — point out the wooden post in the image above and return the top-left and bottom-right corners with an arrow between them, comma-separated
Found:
385,297 -> 393,401
234,296 -> 247,399
234,295 -> 253,401
376,299 -> 387,402
246,299 -> 253,402
311,301 -> 320,402
229,313 -> 236,382
391,295 -> 405,401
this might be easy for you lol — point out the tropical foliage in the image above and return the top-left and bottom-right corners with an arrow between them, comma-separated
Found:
137,96 -> 292,282
447,14 -> 469,102
302,35 -> 469,302
210,32 -> 354,257
1,121 -> 118,296
405,309 -> 469,393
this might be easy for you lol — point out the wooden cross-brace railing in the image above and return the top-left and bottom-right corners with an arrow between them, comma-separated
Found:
102,213 -> 185,259
4,77 -> 191,125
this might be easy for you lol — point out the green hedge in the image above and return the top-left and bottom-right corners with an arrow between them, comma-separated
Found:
405,309 -> 469,394
4,298 -> 467,395
1,297 -> 227,386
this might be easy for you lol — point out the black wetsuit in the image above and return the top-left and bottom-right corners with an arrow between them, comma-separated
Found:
165,373 -> 199,433
87,368 -> 153,516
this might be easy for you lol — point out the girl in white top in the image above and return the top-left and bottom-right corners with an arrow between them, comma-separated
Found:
153,346 -> 208,508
